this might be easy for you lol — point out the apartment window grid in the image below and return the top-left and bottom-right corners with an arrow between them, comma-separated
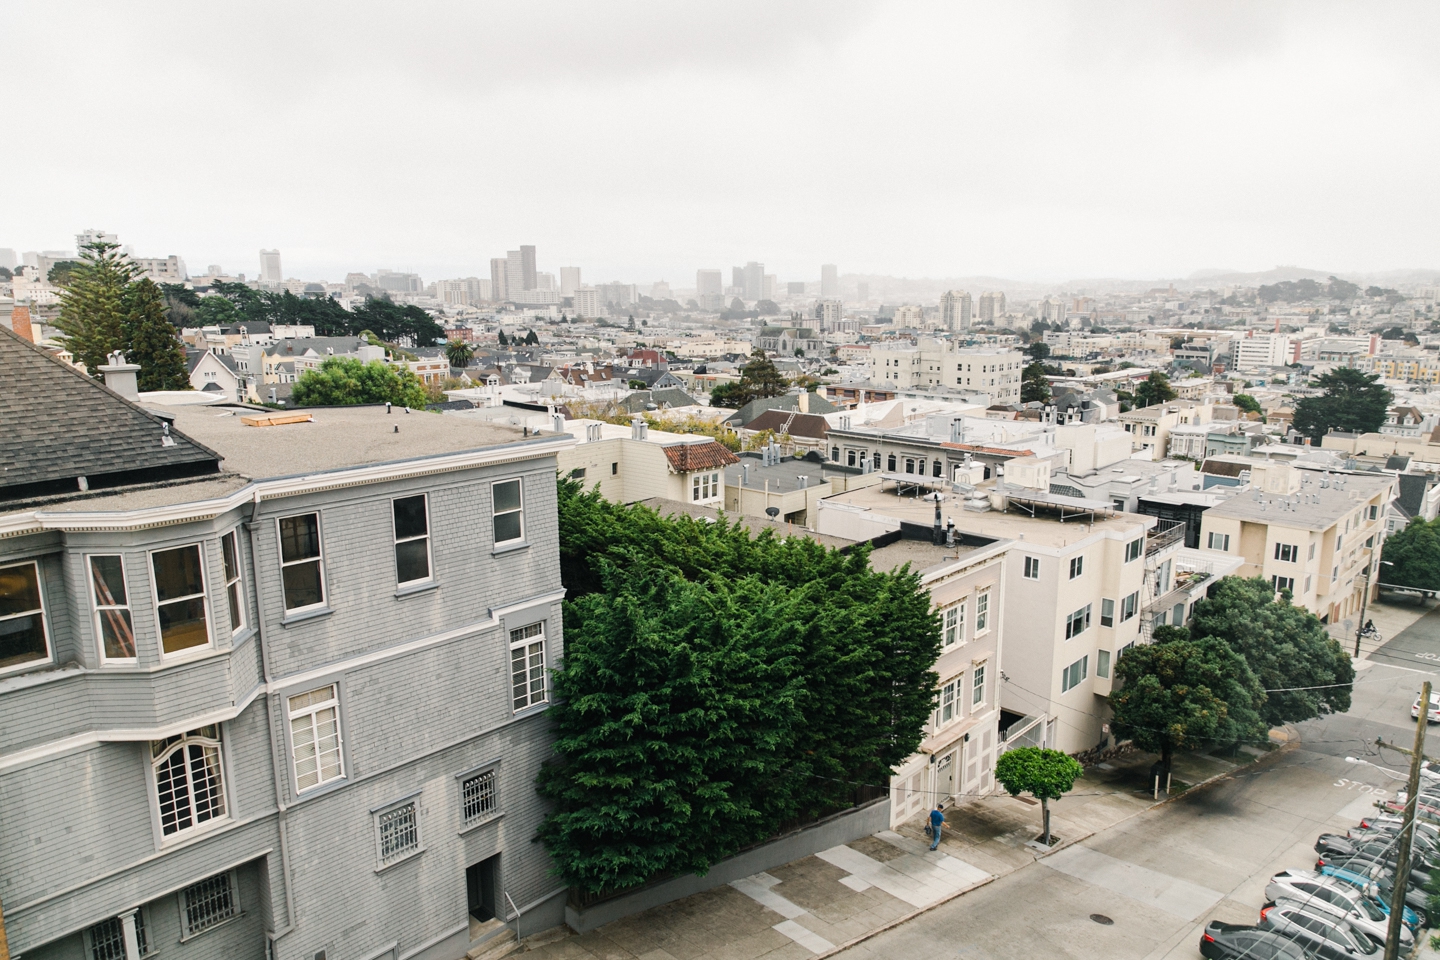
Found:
692,472 -> 720,502
943,603 -> 965,646
1207,532 -> 1230,551
278,513 -> 325,611
1308,542 -> 1316,560
220,531 -> 244,633
1120,590 -> 1139,622
1023,556 -> 1040,580
510,623 -> 547,711
1272,575 -> 1295,593
1061,655 -> 1089,693
1100,598 -> 1115,628
378,802 -> 419,864
493,478 -> 524,544
392,495 -> 432,585
938,680 -> 957,725
87,911 -> 150,960
1125,538 -> 1143,562
1065,604 -> 1092,639
972,663 -> 986,706
1069,556 -> 1084,579
462,769 -> 498,825
152,726 -> 226,837
182,872 -> 237,936
0,560 -> 49,674
151,545 -> 210,655
975,591 -> 990,633
1274,543 -> 1298,563
288,684 -> 344,792
89,555 -> 136,661
1097,649 -> 1112,679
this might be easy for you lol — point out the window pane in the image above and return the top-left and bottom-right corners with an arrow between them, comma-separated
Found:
99,609 -> 137,660
159,597 -> 209,653
152,547 -> 203,603
0,563 -> 42,617
493,479 -> 522,513
282,560 -> 323,610
227,582 -> 243,632
220,532 -> 239,583
188,743 -> 226,823
156,747 -> 193,834
395,540 -> 430,584
90,556 -> 129,606
279,514 -> 320,564
493,511 -> 522,544
393,496 -> 428,540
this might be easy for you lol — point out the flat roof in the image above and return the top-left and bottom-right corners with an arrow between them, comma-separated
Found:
164,404 -> 529,480
1201,471 -> 1395,531
725,457 -> 847,491
825,483 -> 1150,548
867,537 -> 984,576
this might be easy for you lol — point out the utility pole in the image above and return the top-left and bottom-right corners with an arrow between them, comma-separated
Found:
1385,678 -> 1429,960
1,892 -> 8,960
1355,557 -> 1376,658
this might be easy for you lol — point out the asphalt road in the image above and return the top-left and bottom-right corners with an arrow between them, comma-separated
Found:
835,609 -> 1440,960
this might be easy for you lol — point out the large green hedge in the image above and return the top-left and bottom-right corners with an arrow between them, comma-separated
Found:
536,479 -> 941,892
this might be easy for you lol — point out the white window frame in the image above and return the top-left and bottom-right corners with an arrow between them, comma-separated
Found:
974,591 -> 990,635
459,765 -> 501,828
88,554 -> 137,664
148,544 -> 213,660
510,622 -> 548,712
85,908 -> 153,959
1023,556 -> 1040,580
1096,649 -> 1111,679
1120,590 -> 1139,622
943,603 -> 965,647
0,560 -> 52,677
1274,543 -> 1298,563
151,726 -> 228,840
392,494 -> 434,587
288,683 -> 345,794
492,478 -> 525,546
1272,575 -> 1295,593
1100,597 -> 1115,628
277,512 -> 326,613
691,471 -> 721,503
938,679 -> 957,725
1061,655 -> 1088,693
1125,538 -> 1143,562
1207,532 -> 1230,551
972,663 -> 986,707
219,531 -> 245,635
1069,556 -> 1084,579
1065,604 -> 1092,639
181,870 -> 239,938
374,797 -> 422,867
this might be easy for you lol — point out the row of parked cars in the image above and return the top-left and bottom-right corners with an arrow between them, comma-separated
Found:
1199,809 -> 1435,959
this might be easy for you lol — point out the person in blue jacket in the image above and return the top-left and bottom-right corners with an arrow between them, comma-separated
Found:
928,805 -> 946,850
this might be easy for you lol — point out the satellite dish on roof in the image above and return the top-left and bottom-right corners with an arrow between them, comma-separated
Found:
765,507 -> 780,519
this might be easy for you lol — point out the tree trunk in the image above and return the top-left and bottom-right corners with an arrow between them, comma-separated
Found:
1041,798 -> 1051,846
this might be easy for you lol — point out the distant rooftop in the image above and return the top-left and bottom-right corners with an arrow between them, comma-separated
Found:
1202,468 -> 1394,530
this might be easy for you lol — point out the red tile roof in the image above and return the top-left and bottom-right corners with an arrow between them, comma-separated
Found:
663,441 -> 741,473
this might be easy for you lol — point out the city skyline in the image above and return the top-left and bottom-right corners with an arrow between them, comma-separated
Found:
4,2 -> 1439,284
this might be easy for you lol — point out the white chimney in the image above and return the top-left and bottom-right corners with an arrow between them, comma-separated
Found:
97,351 -> 142,400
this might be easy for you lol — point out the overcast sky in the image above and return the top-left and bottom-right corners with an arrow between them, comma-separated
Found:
5,1 -> 1438,286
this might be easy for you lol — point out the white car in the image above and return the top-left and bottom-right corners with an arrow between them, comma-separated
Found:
1412,691 -> 1440,722
1265,870 -> 1411,948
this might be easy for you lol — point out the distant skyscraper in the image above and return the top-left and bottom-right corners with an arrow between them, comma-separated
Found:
786,281 -> 806,297
560,266 -> 582,297
820,264 -> 839,298
815,299 -> 843,328
978,291 -> 1006,322
259,249 -> 282,284
490,258 -> 509,301
763,274 -> 776,300
856,282 -> 869,302
696,269 -> 722,297
77,228 -> 119,252
0,249 -> 16,271
731,266 -> 745,293
506,250 -> 524,296
520,245 -> 537,290
573,287 -> 602,318
940,290 -> 972,332
743,262 -> 764,300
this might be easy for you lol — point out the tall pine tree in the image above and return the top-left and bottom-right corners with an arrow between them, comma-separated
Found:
54,241 -> 136,380
123,278 -> 191,391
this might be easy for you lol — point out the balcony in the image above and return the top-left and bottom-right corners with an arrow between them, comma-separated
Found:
1145,519 -> 1186,558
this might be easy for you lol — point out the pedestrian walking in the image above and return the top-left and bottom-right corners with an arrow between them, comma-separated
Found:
928,805 -> 945,850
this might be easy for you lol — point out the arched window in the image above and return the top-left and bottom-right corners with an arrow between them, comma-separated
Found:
887,454 -> 897,472
847,450 -> 857,467
933,460 -> 943,478
152,726 -> 227,836
831,447 -> 840,461
905,458 -> 916,474
873,452 -> 881,470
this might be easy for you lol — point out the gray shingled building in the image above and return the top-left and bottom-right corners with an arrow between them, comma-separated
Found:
0,328 -> 575,960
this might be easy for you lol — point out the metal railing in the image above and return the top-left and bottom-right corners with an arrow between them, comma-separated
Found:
1144,519 -> 1186,557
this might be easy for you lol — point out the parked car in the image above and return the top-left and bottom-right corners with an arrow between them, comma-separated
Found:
1260,901 -> 1380,958
1199,920 -> 1307,960
1359,813 -> 1440,845
1348,826 -> 1440,862
1412,690 -> 1440,723
1319,860 -> 1429,924
1264,872 -> 1413,946
1315,848 -> 1431,890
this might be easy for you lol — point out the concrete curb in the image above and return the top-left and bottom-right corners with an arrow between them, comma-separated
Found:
808,874 -> 998,960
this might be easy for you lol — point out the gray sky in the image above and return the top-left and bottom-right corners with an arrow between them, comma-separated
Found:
5,1 -> 1438,286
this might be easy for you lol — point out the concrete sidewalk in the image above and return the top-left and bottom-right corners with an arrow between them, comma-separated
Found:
508,743 -> 1260,960
1334,596 -> 1439,661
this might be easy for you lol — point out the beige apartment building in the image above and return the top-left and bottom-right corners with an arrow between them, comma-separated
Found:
869,339 -> 1024,403
1198,462 -> 1396,624
557,419 -> 740,505
1119,400 -> 1216,459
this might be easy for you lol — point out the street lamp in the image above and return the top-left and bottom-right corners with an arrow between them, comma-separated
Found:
1354,559 -> 1394,658
1346,756 -> 1409,781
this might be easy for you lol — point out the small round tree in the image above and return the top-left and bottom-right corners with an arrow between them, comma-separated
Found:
994,746 -> 1083,846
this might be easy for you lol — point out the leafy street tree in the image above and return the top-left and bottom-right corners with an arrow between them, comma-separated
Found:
1020,361 -> 1052,404
1231,393 -> 1262,417
122,279 -> 190,391
54,241 -> 137,380
993,747 -> 1084,846
1023,341 -> 1051,360
1382,518 -> 1440,592
195,295 -> 241,327
1134,370 -> 1178,407
1186,576 -> 1353,725
538,481 -> 941,892
1293,368 -> 1393,443
1109,627 -> 1268,771
708,349 -> 790,409
444,340 -> 474,369
290,356 -> 429,408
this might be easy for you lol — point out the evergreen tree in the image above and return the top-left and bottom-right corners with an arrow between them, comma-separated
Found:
1134,370 -> 1178,407
122,279 -> 190,391
54,241 -> 136,380
709,350 -> 790,409
525,328 -> 539,345
1020,361 -> 1051,404
497,329 -> 509,346
1293,369 -> 1393,442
